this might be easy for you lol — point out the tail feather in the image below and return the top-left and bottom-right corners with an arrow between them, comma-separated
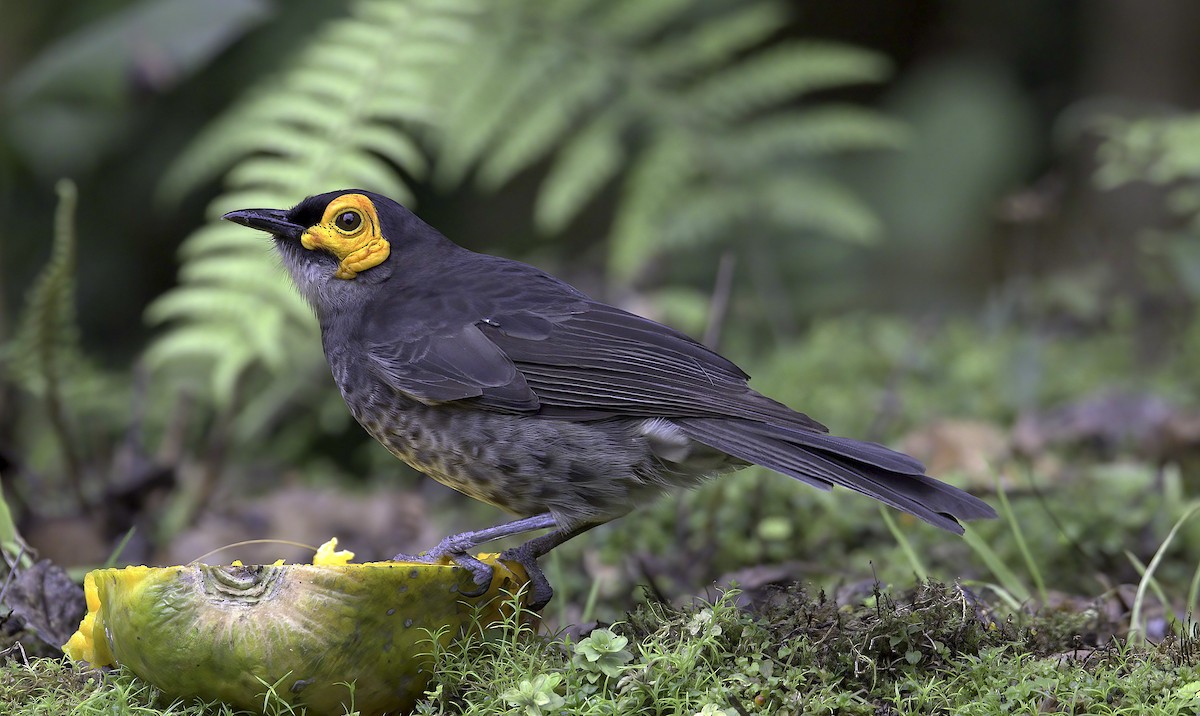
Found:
675,418 -> 997,533
745,421 -> 928,475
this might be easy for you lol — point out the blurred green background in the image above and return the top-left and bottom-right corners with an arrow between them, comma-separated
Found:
5,0 -> 1200,626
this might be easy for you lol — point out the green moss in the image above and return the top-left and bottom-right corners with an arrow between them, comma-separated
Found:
12,580 -> 1200,715
414,583 -> 1200,715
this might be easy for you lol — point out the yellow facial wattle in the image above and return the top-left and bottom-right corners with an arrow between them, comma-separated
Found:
300,193 -> 391,280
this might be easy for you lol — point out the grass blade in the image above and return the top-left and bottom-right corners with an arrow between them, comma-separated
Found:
1128,501 -> 1200,645
880,506 -> 927,581
962,526 -> 1031,606
999,479 -> 1047,607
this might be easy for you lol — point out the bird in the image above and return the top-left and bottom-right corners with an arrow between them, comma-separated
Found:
224,189 -> 997,609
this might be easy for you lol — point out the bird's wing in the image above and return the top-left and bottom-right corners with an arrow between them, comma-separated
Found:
483,302 -> 743,411
483,301 -> 827,430
358,245 -> 826,427
364,321 -> 541,412
361,290 -> 819,424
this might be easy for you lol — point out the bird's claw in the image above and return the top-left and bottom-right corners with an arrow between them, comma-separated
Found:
500,543 -> 554,611
450,552 -> 495,597
391,518 -> 561,610
391,547 -> 495,597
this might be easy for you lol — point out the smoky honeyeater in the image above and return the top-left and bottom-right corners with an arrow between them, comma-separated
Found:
224,189 -> 996,609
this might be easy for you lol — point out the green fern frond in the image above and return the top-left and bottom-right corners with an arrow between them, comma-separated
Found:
647,2 -> 786,78
205,189 -> 296,218
609,133 -> 696,276
144,325 -> 276,405
4,179 -> 93,499
593,0 -> 694,42
176,223 -> 251,258
756,174 -> 881,241
432,0 -> 898,279
476,62 -> 613,190
6,179 -> 85,394
354,124 -> 428,176
163,0 -> 465,200
619,172 -> 879,280
726,107 -> 909,165
434,38 -> 565,186
150,0 -> 475,408
684,42 -> 891,122
535,111 -> 627,233
166,263 -> 308,326
144,284 -> 310,338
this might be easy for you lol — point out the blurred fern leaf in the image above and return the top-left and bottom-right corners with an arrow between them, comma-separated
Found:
148,0 -> 902,442
5,179 -> 86,394
149,0 -> 474,410
430,0 -> 905,278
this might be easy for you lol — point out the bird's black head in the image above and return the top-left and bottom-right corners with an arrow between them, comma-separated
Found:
224,189 -> 443,314
224,189 -> 422,279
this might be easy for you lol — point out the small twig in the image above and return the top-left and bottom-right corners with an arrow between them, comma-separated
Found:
726,694 -> 752,716
0,213 -> 8,423
864,315 -> 938,443
0,542 -> 27,603
746,239 -> 797,342
702,251 -> 736,349
0,640 -> 30,667
194,401 -> 236,522
124,362 -> 150,458
636,555 -> 669,604
156,389 -> 193,465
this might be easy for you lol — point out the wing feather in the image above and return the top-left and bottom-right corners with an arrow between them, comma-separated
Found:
477,303 -> 828,430
365,323 -> 539,411
674,418 -> 997,532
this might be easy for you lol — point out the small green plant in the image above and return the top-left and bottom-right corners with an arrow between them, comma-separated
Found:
571,628 -> 633,683
686,608 -> 724,639
1096,114 -> 1200,304
500,673 -> 566,716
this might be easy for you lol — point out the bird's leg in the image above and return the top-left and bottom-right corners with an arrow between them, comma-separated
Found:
392,513 -> 559,596
501,522 -> 603,611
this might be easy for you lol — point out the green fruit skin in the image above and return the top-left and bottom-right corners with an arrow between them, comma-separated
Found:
94,561 -> 525,715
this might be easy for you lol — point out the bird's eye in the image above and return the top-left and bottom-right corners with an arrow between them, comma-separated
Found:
334,210 -> 362,232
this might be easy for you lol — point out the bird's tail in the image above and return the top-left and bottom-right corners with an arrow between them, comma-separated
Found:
674,418 -> 996,533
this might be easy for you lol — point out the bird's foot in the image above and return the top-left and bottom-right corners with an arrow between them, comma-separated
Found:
391,515 -> 563,609
500,542 -> 554,611
392,534 -> 494,597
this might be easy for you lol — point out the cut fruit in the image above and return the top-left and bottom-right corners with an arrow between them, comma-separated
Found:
64,545 -> 529,715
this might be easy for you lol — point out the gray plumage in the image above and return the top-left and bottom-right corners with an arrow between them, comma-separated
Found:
257,190 -> 996,536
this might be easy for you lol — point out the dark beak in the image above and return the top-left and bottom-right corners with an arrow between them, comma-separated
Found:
222,208 -> 305,240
